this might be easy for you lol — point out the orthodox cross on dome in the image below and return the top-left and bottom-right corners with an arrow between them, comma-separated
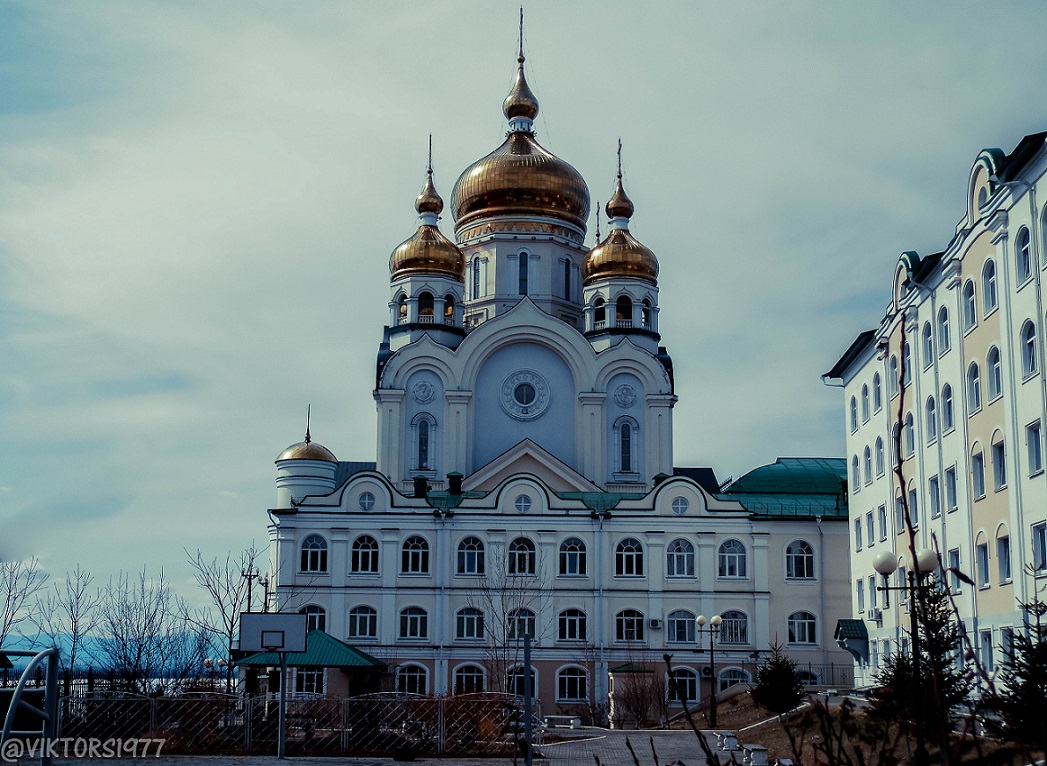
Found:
305,403 -> 312,444
427,133 -> 433,175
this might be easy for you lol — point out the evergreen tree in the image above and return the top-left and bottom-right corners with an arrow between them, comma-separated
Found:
997,618 -> 1047,755
752,643 -> 806,715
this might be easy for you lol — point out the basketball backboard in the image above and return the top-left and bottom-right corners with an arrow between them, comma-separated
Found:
239,612 -> 308,653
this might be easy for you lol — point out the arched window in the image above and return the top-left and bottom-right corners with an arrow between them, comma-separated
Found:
397,294 -> 408,324
300,534 -> 328,573
518,252 -> 528,295
418,419 -> 430,468
873,372 -> 882,411
863,447 -> 872,484
401,535 -> 430,574
456,607 -> 484,640
593,297 -> 606,327
851,456 -> 859,490
397,664 -> 428,695
968,362 -> 982,411
667,609 -> 696,643
454,664 -> 485,694
508,609 -> 536,641
719,668 -> 752,692
667,668 -> 698,703
347,605 -> 378,639
787,611 -> 817,644
399,607 -> 428,639
937,307 -> 950,353
718,539 -> 747,578
443,294 -> 455,324
508,537 -> 536,576
351,535 -> 379,573
615,295 -> 632,328
472,256 -> 481,298
666,539 -> 695,577
861,384 -> 870,422
921,322 -> 933,367
641,298 -> 652,328
1016,227 -> 1032,283
418,291 -> 434,321
1021,320 -> 1038,377
963,281 -> 977,330
902,342 -> 912,386
556,666 -> 588,701
925,396 -> 937,443
300,604 -> 326,632
619,421 -> 634,472
942,384 -> 954,431
875,437 -> 885,477
849,397 -> 858,432
615,609 -> 645,642
982,260 -> 998,312
506,666 -> 537,698
563,259 -> 572,301
559,538 -> 586,576
615,538 -> 644,576
456,536 -> 485,575
720,610 -> 749,644
786,540 -> 815,579
888,356 -> 899,397
987,347 -> 1002,400
904,412 -> 915,457
558,608 -> 587,641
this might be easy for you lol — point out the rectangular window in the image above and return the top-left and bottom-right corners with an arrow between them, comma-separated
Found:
898,566 -> 908,603
871,641 -> 879,668
976,542 -> 990,588
997,536 -> 1011,582
868,574 -> 877,608
948,548 -> 961,592
878,505 -> 888,541
1001,627 -> 1015,662
854,519 -> 863,551
1033,522 -> 1047,573
856,579 -> 865,612
866,511 -> 875,546
993,441 -> 1007,490
929,476 -> 941,519
1029,421 -> 1044,475
980,629 -> 994,672
945,467 -> 958,512
972,453 -> 986,498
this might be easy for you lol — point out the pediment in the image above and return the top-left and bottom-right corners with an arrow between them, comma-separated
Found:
464,439 -> 601,493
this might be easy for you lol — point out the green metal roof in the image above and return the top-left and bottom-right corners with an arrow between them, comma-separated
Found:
238,630 -> 386,669
834,619 -> 869,640
717,457 -> 848,519
609,663 -> 653,674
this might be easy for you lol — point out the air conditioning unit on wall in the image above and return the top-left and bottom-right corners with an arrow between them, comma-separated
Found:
649,619 -> 662,629
868,608 -> 882,622
701,666 -> 714,678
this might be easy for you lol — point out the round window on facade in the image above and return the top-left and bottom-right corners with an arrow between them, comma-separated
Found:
671,496 -> 689,515
515,494 -> 532,513
514,383 -> 536,406
359,491 -> 376,511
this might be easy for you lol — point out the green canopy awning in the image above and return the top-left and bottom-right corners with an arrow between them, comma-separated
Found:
238,630 -> 386,670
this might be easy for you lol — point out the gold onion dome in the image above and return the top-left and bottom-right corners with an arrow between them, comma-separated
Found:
450,52 -> 590,232
390,166 -> 465,281
277,431 -> 337,463
584,173 -> 658,284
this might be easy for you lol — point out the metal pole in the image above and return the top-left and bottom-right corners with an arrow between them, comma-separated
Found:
42,650 -> 58,766
708,631 -> 717,729
523,633 -> 533,766
277,653 -> 288,760
908,571 -> 928,766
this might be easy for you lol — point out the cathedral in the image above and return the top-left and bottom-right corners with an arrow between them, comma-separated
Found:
267,39 -> 851,716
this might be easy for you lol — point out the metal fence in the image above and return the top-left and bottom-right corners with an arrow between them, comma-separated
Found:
58,692 -> 535,757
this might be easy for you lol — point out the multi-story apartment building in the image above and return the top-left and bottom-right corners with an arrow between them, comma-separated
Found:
263,41 -> 853,715
825,131 -> 1047,687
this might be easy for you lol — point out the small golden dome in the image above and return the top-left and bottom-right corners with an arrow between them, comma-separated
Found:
503,53 -> 539,121
277,437 -> 337,463
606,175 -> 634,219
390,169 -> 465,281
583,229 -> 659,284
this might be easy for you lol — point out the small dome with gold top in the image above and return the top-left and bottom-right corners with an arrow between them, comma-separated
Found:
277,429 -> 337,463
390,160 -> 466,281
450,46 -> 590,233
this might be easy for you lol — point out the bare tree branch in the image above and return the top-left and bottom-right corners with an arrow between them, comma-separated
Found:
0,557 -> 48,645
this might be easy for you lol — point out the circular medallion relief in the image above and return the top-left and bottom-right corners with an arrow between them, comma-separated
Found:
613,384 -> 638,408
500,370 -> 550,420
411,381 -> 436,404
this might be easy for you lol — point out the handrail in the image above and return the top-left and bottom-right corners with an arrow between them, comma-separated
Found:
1,647 -> 60,766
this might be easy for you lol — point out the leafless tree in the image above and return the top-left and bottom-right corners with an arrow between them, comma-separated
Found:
0,557 -> 48,645
89,567 -> 206,694
32,565 -> 100,671
613,666 -> 663,729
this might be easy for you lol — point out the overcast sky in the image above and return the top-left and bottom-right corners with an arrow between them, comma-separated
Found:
3,1 -> 1047,603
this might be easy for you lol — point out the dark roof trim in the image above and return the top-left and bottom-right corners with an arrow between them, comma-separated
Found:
823,329 -> 876,380
998,131 -> 1047,183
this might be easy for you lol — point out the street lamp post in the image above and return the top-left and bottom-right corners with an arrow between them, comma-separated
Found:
695,614 -> 723,728
872,547 -> 938,766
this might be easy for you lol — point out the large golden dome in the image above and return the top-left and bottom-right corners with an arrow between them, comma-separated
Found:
583,175 -> 658,284
450,53 -> 590,232
390,168 -> 465,281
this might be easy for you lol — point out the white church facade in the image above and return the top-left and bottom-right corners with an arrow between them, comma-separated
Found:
267,41 -> 852,717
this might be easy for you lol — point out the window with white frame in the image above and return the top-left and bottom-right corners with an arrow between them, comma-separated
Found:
889,355 -> 900,397
992,437 -> 1007,490
508,609 -> 536,640
873,372 -> 883,411
508,537 -> 536,576
559,537 -> 587,576
457,536 -> 485,575
471,256 -> 481,299
895,496 -> 905,534
718,539 -> 747,578
980,629 -> 994,672
456,608 -> 485,640
557,608 -> 586,642
987,347 -> 1003,401
962,280 -> 977,330
401,536 -> 430,574
295,668 -> 324,695
926,397 -> 937,443
908,486 -> 919,528
982,260 -> 997,313
922,322 -> 933,367
1033,522 -> 1047,573
942,384 -> 954,431
902,342 -> 913,386
787,540 -> 815,579
557,666 -> 588,701
1029,421 -> 1044,475
399,607 -> 428,640
997,534 -> 1011,582
348,605 -> 378,639
506,666 -> 537,698
875,437 -> 885,476
968,363 -> 982,411
454,664 -> 485,694
667,668 -> 698,703
1021,320 -> 1038,378
878,504 -> 888,540
856,579 -> 865,612
518,251 -> 529,295
351,535 -> 379,574
904,412 -> 915,457
413,415 -> 435,471
615,609 -> 645,642
972,450 -> 986,498
667,609 -> 696,643
615,538 -> 644,576
788,611 -> 817,644
1016,227 -> 1032,283
861,384 -> 870,422
866,511 -> 875,544
358,491 -> 376,511
719,668 -> 752,692
397,664 -> 428,695
929,475 -> 941,519
851,456 -> 860,491
945,467 -> 958,512
300,604 -> 326,632
666,538 -> 695,577
937,307 -> 950,354
720,610 -> 748,644
976,542 -> 990,588
850,397 -> 858,432
671,496 -> 690,515
868,575 -> 877,608
948,548 -> 962,592
1001,627 -> 1015,664
300,535 -> 328,573
615,417 -> 638,474
863,447 -> 873,484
